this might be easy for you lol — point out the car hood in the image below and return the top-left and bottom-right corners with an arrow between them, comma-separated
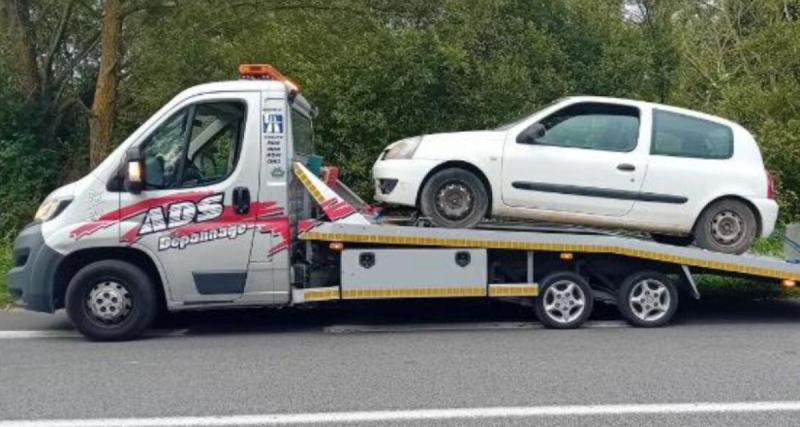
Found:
413,130 -> 505,160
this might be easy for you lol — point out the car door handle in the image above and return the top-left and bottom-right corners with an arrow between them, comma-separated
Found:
617,163 -> 636,172
232,187 -> 250,215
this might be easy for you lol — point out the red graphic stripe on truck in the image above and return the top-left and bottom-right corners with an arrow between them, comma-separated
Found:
70,191 -> 213,240
70,192 -> 292,256
319,198 -> 356,221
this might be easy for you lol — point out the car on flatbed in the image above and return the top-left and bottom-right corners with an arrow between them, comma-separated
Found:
372,96 -> 778,254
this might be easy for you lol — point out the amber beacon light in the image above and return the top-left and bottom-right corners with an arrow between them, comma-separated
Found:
238,64 -> 302,93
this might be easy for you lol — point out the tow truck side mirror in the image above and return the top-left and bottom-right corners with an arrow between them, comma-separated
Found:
516,123 -> 546,144
123,146 -> 145,194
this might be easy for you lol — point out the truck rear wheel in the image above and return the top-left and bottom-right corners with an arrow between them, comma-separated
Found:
420,168 -> 488,229
534,272 -> 593,329
617,271 -> 678,327
65,260 -> 158,341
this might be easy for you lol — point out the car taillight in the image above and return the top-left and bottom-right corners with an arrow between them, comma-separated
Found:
766,170 -> 777,200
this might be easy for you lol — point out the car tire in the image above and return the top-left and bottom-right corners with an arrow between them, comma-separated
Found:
420,168 -> 489,228
65,260 -> 159,341
693,199 -> 757,254
617,271 -> 678,327
650,233 -> 694,247
534,272 -> 594,329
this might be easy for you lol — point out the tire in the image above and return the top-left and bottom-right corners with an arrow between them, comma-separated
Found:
534,272 -> 594,329
650,233 -> 694,247
65,260 -> 159,341
419,168 -> 489,228
617,271 -> 678,327
693,199 -> 757,254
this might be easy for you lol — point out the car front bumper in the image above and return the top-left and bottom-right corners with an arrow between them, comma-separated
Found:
372,158 -> 443,207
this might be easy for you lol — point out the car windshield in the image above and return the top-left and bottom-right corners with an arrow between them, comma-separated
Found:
495,98 -> 565,130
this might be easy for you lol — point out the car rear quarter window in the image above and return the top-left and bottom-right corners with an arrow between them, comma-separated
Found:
651,110 -> 733,159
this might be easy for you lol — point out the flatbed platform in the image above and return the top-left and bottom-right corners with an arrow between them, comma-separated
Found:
301,221 -> 800,282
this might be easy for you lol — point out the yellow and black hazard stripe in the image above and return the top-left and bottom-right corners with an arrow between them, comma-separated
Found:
293,163 -> 325,203
298,284 -> 538,302
300,230 -> 800,281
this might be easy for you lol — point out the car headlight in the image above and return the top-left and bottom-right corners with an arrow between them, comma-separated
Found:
34,198 -> 72,222
383,136 -> 422,160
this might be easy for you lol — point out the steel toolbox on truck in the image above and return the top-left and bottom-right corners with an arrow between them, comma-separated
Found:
8,64 -> 800,340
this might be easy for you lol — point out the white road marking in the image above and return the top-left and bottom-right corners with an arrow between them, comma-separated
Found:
0,330 -> 84,339
0,329 -> 189,340
324,320 -> 628,334
0,321 -> 629,339
3,401 -> 800,426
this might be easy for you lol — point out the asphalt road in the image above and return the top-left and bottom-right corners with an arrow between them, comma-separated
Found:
2,297 -> 800,426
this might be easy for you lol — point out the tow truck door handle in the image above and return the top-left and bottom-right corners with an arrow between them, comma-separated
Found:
617,163 -> 636,172
232,187 -> 250,215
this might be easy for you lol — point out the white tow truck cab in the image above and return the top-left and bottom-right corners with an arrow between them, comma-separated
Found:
8,65 -> 800,340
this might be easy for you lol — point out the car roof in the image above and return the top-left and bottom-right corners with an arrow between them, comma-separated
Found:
564,96 -> 740,129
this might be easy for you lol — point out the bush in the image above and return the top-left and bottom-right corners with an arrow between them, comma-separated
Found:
0,241 -> 11,306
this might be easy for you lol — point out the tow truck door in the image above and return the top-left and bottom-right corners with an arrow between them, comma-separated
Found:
118,91 -> 263,304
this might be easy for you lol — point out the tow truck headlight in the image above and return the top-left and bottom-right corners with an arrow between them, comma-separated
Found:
383,136 -> 422,160
34,198 -> 72,222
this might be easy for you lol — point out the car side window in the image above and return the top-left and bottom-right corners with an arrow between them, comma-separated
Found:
651,110 -> 733,159
533,102 -> 640,152
142,101 -> 245,190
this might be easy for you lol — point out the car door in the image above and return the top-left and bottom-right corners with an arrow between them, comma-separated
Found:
118,91 -> 262,304
501,101 -> 647,217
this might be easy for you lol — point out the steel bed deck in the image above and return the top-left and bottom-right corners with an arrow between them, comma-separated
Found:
300,222 -> 800,281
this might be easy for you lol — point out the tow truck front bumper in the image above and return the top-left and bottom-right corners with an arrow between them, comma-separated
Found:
7,223 -> 63,312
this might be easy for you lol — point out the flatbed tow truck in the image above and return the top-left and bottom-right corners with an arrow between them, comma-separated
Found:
9,64 -> 800,340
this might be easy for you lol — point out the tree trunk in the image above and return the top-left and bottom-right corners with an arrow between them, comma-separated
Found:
89,0 -> 123,168
3,0 -> 41,98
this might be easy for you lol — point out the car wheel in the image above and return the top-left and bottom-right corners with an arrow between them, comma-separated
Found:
534,272 -> 594,329
693,199 -> 757,254
420,168 -> 488,228
650,233 -> 694,247
65,260 -> 159,341
617,271 -> 678,327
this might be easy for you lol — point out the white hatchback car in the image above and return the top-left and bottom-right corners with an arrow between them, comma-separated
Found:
373,96 -> 778,254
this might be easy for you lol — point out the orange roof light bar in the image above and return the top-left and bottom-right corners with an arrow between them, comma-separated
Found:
238,64 -> 302,93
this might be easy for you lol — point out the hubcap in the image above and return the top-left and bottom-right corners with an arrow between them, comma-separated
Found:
710,210 -> 744,246
629,279 -> 670,322
543,280 -> 586,324
435,181 -> 474,220
87,281 -> 132,324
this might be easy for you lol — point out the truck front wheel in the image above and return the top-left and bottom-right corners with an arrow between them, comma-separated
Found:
65,260 -> 158,341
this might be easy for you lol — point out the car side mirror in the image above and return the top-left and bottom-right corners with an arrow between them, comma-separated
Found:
123,146 -> 145,194
516,123 -> 546,144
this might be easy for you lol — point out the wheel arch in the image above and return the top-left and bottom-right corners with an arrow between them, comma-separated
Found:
693,195 -> 762,237
53,246 -> 168,311
415,161 -> 493,216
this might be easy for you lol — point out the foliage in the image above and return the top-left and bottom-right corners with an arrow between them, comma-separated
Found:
0,241 -> 10,306
2,0 -> 800,241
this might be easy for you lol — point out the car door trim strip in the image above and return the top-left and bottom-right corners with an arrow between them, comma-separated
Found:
511,181 -> 688,204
